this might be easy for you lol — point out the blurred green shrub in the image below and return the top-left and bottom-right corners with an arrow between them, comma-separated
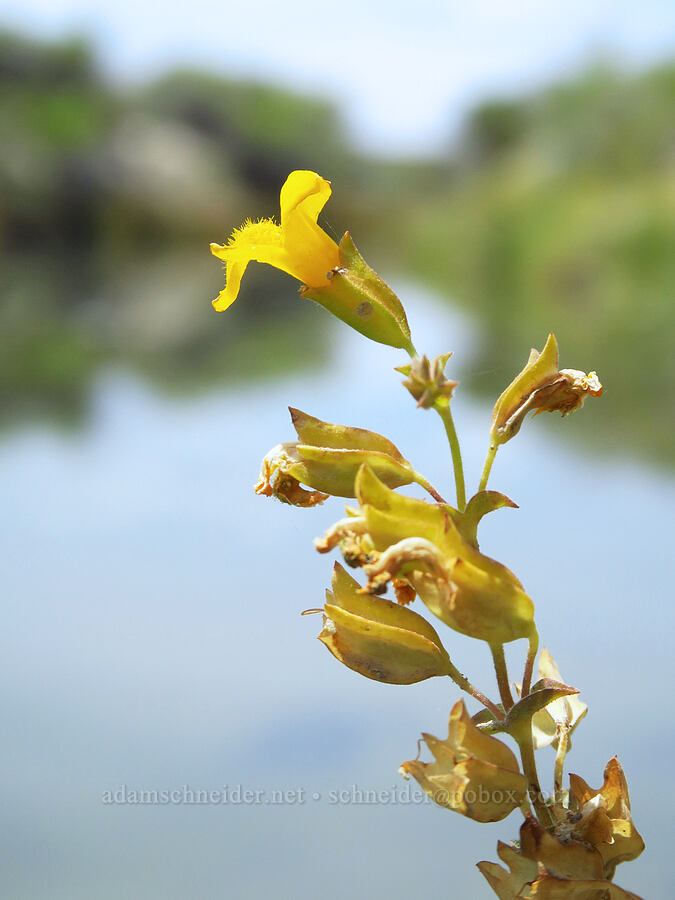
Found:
0,29 -> 672,463
396,64 -> 675,464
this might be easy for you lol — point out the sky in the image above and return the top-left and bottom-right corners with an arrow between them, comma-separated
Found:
3,0 -> 675,154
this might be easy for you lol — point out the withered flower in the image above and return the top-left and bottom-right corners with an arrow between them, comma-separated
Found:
400,700 -> 528,822
478,813 -> 645,900
255,409 -> 415,504
528,877 -> 643,898
337,465 -> 536,646
255,443 -> 329,507
568,757 -> 644,880
490,333 -> 602,445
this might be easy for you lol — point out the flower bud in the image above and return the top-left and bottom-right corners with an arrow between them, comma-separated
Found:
301,232 -> 415,353
490,333 -> 602,446
317,563 -> 452,684
396,353 -> 458,409
400,700 -> 527,822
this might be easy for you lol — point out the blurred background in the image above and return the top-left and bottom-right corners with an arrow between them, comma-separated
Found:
1,2 -> 673,898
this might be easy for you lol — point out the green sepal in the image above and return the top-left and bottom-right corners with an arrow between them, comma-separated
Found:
301,231 -> 415,353
319,563 -> 451,684
459,490 -> 519,547
290,445 -> 414,498
504,678 -> 580,741
356,465 -> 457,550
490,333 -> 559,444
289,407 -> 405,459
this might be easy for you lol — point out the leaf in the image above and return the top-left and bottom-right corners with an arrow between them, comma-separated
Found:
460,490 -> 519,546
505,679 -> 579,737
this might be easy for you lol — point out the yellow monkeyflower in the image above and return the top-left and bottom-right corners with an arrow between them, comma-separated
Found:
210,170 -> 339,311
210,170 -> 414,351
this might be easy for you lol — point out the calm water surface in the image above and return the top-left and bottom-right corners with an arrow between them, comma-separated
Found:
2,286 -> 672,898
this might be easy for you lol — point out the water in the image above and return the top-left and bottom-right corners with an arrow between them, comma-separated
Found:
2,285 -> 671,898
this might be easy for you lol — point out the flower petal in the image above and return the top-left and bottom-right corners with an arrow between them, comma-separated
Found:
212,258 -> 248,311
210,220 -> 300,308
279,170 -> 332,226
279,170 -> 339,287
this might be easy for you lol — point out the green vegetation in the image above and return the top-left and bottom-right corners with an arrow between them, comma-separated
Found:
0,29 -> 672,463
392,64 -> 675,464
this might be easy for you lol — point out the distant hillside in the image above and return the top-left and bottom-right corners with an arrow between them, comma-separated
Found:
392,64 -> 675,464
0,29 -> 673,463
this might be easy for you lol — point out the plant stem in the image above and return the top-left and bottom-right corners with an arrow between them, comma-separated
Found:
553,728 -> 569,806
490,643 -> 514,711
522,630 -> 539,696
517,730 -> 553,827
478,441 -> 498,493
412,471 -> 447,504
446,664 -> 504,721
520,795 -> 534,819
433,402 -> 466,511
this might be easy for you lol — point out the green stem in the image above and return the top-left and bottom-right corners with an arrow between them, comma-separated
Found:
520,795 -> 534,819
433,402 -> 466,511
446,665 -> 504,721
478,440 -> 498,493
517,730 -> 553,827
412,471 -> 447,504
490,643 -> 514,711
553,728 -> 569,806
522,630 -> 539,696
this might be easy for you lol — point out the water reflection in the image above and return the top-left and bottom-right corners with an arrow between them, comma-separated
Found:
1,248 -> 332,430
2,288 -> 672,898
3,242 -> 674,473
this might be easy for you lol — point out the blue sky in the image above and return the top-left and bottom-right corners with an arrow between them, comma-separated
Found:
3,1 -> 674,153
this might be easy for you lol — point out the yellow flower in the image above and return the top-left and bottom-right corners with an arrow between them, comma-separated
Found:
210,170 -> 339,311
210,171 -> 415,351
